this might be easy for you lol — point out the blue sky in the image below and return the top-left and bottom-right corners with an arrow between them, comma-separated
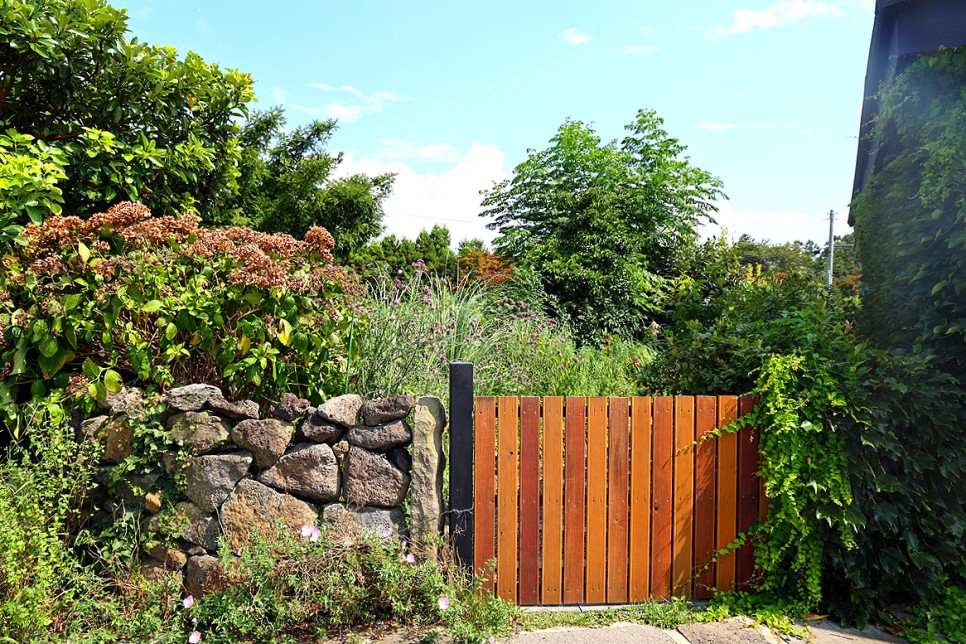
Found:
123,0 -> 875,247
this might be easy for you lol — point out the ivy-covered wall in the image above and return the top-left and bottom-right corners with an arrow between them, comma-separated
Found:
852,46 -> 966,379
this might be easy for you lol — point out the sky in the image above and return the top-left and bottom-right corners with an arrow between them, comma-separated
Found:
122,0 -> 876,248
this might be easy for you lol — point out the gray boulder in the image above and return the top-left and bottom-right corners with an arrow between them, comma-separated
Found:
207,395 -> 260,421
230,418 -> 293,468
343,446 -> 410,508
220,479 -> 319,550
258,443 -> 340,503
360,396 -> 416,426
316,394 -> 363,428
346,419 -> 412,451
322,503 -> 407,545
274,393 -> 311,421
168,411 -> 232,454
298,412 -> 345,444
184,555 -> 229,598
409,396 -> 446,558
182,451 -> 253,512
166,384 -> 222,412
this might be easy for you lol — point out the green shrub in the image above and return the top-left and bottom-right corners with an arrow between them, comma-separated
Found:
0,398 -> 98,641
0,202 -> 357,434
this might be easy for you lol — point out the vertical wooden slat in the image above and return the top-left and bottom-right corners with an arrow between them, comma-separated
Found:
497,397 -> 519,602
541,397 -> 564,605
518,397 -> 541,605
715,396 -> 739,593
693,396 -> 717,599
650,396 -> 673,599
563,397 -> 586,604
736,396 -> 760,592
474,396 -> 497,591
607,397 -> 630,603
628,397 -> 651,602
672,396 -> 696,597
585,397 -> 609,604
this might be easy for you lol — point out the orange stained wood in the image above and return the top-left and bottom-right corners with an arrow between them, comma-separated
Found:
628,397 -> 652,602
736,396 -> 760,591
541,397 -> 565,605
473,396 -> 497,591
650,396 -> 673,599
693,396 -> 718,599
518,396 -> 541,605
715,396 -> 739,592
672,396 -> 696,597
585,397 -> 609,604
563,397 -> 587,604
607,397 -> 630,603
497,396 -> 519,602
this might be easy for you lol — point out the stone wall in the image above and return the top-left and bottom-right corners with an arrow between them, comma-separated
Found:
82,384 -> 446,595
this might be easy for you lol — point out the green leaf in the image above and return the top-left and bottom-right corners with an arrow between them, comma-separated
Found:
141,300 -> 163,313
38,334 -> 59,358
78,241 -> 91,264
103,369 -> 123,393
38,345 -> 72,379
82,357 -> 101,380
62,293 -> 82,312
165,322 -> 178,341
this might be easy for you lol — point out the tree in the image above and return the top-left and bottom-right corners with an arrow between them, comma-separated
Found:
215,109 -> 394,260
481,109 -> 723,342
351,224 -> 457,278
0,0 -> 254,224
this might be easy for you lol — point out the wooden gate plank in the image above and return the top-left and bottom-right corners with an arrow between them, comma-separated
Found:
715,395 -> 739,593
650,396 -> 673,599
694,396 -> 717,599
541,396 -> 565,605
672,396 -> 696,597
519,396 -> 541,605
585,397 -> 609,604
563,397 -> 587,604
607,397 -> 630,603
474,396 -> 497,591
497,397 -> 519,602
736,396 -> 760,592
628,397 -> 652,602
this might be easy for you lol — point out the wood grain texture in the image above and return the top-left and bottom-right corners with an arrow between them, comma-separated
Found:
518,396 -> 541,605
694,396 -> 717,600
563,397 -> 587,604
585,397 -> 609,604
629,397 -> 652,602
497,397 -> 519,602
715,396 -> 739,593
736,396 -> 760,592
607,397 -> 630,603
650,396 -> 673,600
541,397 -> 564,605
672,396 -> 695,597
474,396 -> 497,591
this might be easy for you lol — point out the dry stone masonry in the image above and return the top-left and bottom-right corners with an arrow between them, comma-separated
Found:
86,386 -> 446,595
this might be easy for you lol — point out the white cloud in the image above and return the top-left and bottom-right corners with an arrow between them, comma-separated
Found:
333,143 -> 508,248
375,139 -> 462,163
626,45 -> 660,55
701,201 -> 845,244
694,122 -> 779,130
706,0 -> 843,39
640,26 -> 655,36
561,27 -> 591,45
271,84 -> 408,122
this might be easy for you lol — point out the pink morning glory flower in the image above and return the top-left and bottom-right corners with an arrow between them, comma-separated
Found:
182,595 -> 193,609
188,631 -> 201,643
438,597 -> 450,611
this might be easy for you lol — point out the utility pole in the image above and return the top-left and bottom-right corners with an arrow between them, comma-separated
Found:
826,209 -> 835,288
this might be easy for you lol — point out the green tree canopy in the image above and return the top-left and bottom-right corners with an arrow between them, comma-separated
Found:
215,108 -> 394,260
351,224 -> 457,278
0,0 -> 254,225
481,109 -> 723,342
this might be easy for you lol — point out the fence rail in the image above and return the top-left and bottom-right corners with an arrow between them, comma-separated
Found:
468,395 -> 764,605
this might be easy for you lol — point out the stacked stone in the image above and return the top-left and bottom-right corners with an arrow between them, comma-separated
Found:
85,385 -> 445,596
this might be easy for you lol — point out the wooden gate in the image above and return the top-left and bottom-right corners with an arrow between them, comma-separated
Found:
468,395 -> 765,605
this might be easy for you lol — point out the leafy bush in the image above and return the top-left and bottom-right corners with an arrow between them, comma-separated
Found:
0,399 -> 99,641
0,202 -> 357,432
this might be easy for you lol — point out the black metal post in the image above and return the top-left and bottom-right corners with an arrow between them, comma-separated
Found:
449,361 -> 474,572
